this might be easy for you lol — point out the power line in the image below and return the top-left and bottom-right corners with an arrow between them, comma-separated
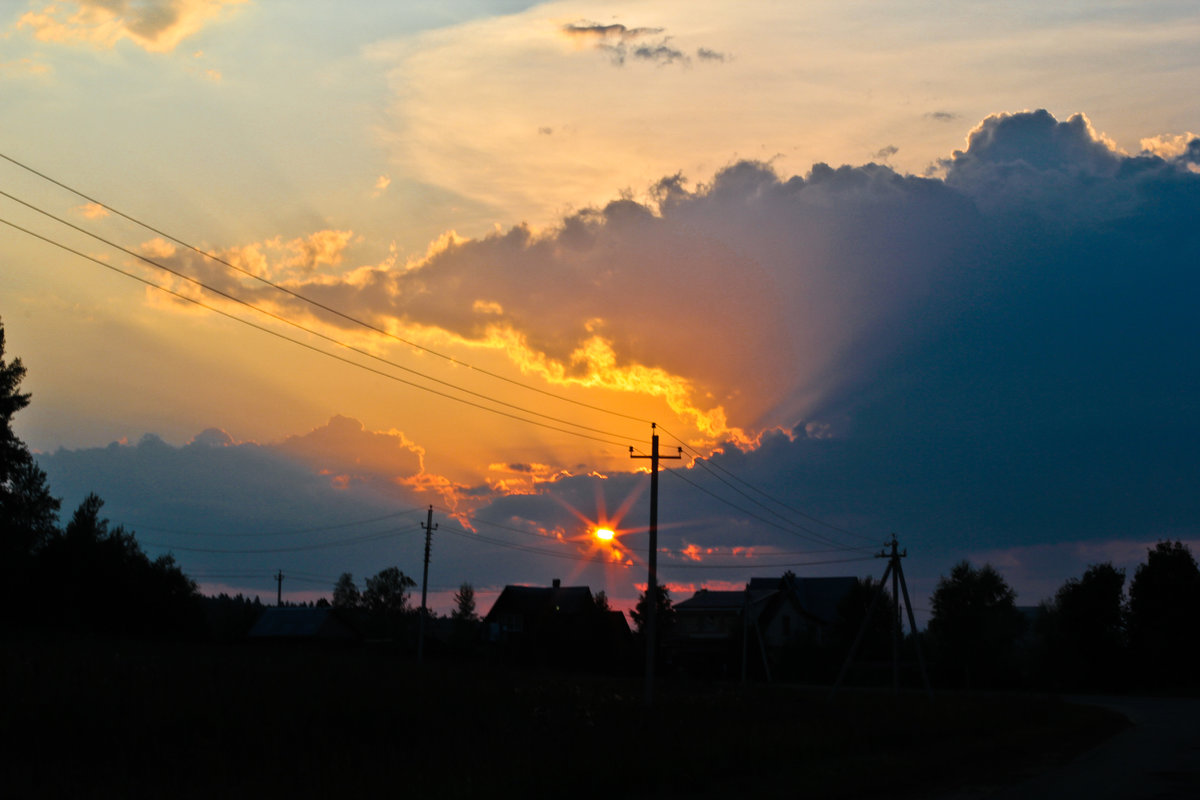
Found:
659,423 -> 878,545
657,554 -> 877,570
662,465 -> 870,551
137,526 -> 416,554
0,150 -> 649,424
128,507 -> 425,537
0,214 -> 635,449
0,194 -> 640,446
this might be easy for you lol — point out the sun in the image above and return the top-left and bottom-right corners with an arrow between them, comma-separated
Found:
594,527 -> 615,541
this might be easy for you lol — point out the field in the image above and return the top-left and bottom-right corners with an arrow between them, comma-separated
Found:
2,632 -> 1126,798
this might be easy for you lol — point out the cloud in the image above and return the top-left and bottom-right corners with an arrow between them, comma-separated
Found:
560,19 -> 716,68
17,0 -> 245,54
696,47 -> 727,62
0,57 -> 53,78
632,41 -> 687,66
77,202 -> 109,219
925,111 -> 957,122
89,110 -> 1200,611
1140,132 -> 1200,160
371,174 -> 391,198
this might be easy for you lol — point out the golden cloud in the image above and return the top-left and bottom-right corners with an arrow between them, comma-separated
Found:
18,0 -> 246,54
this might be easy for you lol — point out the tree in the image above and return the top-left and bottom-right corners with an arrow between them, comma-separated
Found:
0,319 -> 61,608
362,566 -> 416,615
451,582 -> 477,622
593,590 -> 611,613
1038,562 -> 1126,690
630,583 -> 676,639
332,572 -> 361,608
38,493 -> 201,636
928,561 -> 1026,688
1128,541 -> 1200,686
830,575 -> 898,662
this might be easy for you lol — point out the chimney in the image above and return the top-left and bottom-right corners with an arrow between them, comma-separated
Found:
552,578 -> 561,589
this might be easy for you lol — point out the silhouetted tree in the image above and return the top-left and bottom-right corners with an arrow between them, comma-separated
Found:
363,566 -> 416,615
928,561 -> 1026,688
333,572 -> 361,608
1036,562 -> 1127,690
593,590 -> 611,613
830,575 -> 898,663
0,319 -> 61,612
451,582 -> 477,622
1128,541 -> 1200,687
39,493 -> 202,636
631,583 -> 676,640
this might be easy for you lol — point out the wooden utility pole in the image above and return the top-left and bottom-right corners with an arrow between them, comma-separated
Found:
275,569 -> 284,606
418,505 -> 437,663
630,423 -> 681,706
830,535 -> 931,699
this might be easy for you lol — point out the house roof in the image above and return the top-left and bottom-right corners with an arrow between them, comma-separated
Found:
682,576 -> 859,625
483,584 -> 596,621
675,589 -> 746,612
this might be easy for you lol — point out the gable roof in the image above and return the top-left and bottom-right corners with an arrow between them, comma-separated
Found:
484,584 -> 596,622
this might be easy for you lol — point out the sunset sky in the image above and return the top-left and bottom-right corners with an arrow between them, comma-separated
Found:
3,0 -> 1199,620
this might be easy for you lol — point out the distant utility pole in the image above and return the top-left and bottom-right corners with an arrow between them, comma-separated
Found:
275,569 -> 284,607
830,534 -> 931,699
418,505 -> 438,663
630,422 -> 682,707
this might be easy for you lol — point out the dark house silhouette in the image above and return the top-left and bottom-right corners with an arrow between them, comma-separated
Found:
671,574 -> 857,677
483,579 -> 630,669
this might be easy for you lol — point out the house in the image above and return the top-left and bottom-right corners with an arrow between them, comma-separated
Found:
483,579 -> 631,668
670,574 -> 859,677
750,575 -> 858,647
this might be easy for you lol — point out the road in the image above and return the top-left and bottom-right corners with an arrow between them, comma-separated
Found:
950,695 -> 1200,799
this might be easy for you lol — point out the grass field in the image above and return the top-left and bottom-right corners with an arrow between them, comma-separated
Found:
2,631 -> 1126,798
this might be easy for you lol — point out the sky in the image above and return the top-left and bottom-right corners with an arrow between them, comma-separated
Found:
3,0 -> 1199,622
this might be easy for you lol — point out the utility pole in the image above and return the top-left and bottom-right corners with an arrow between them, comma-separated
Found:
275,569 -> 284,607
630,422 -> 682,706
830,534 -> 932,700
418,505 -> 437,663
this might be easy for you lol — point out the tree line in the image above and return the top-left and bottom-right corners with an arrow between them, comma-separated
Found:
4,315 -> 1198,689
926,545 -> 1200,692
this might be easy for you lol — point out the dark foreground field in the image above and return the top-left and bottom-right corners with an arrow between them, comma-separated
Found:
2,632 -> 1125,799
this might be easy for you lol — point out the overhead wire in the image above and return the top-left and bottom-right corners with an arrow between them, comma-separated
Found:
1,154 -> 895,564
138,526 -> 416,555
661,465 -> 871,551
128,506 -> 425,537
658,423 -> 879,545
0,193 -> 639,447
0,150 -> 649,423
0,215 -> 634,449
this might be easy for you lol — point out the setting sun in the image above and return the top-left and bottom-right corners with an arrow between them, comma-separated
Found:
595,527 -> 615,541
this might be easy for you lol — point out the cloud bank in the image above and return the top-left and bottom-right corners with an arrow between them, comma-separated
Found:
43,110 -> 1200,611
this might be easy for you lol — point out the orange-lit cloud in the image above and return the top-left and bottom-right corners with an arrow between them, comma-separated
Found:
18,0 -> 246,54
78,202 -> 110,220
1140,132 -> 1199,159
0,57 -> 52,77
